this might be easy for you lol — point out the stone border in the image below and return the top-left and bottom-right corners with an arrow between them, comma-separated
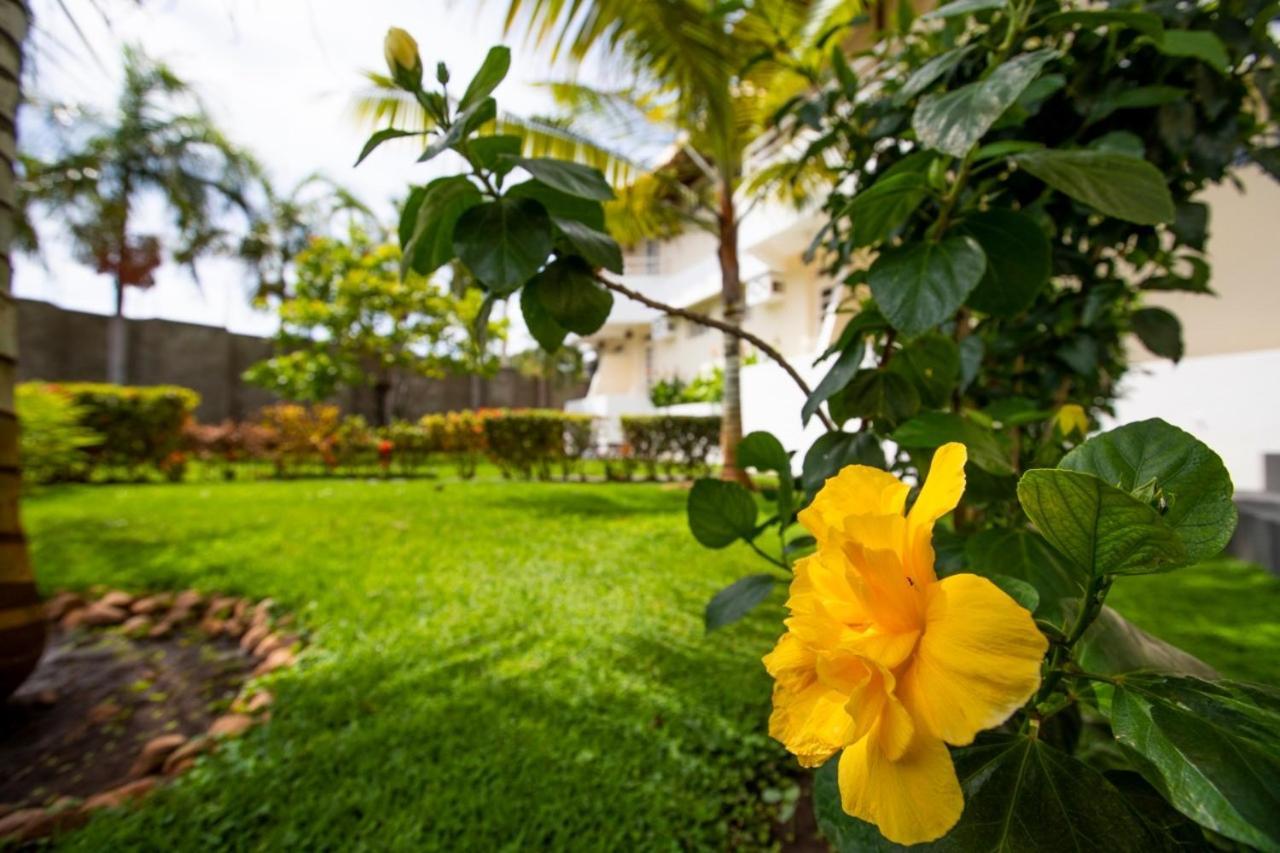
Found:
0,589 -> 305,844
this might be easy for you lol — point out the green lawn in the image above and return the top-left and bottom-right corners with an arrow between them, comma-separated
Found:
21,478 -> 1280,850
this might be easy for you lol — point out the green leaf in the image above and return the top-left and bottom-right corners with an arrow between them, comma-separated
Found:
803,340 -> 865,426
1156,30 -> 1231,75
1059,418 -> 1237,563
1109,675 -> 1280,850
922,735 -> 1163,851
1042,10 -> 1164,40
895,46 -> 976,103
832,371 -> 920,426
1017,468 -> 1187,577
452,197 -> 553,295
801,432 -> 886,497
459,45 -> 511,111
687,478 -> 758,548
355,128 -> 423,167
972,139 -> 1043,161
965,528 -> 1083,629
887,333 -> 959,408
399,185 -> 426,250
553,218 -> 624,274
737,431 -> 790,474
869,236 -> 987,338
524,257 -> 613,335
892,411 -> 1013,475
519,281 -> 568,353
468,134 -> 523,173
921,0 -> 1005,20
958,335 -> 983,391
507,179 -> 606,230
816,303 -> 886,363
960,209 -> 1051,317
988,574 -> 1040,611
847,173 -> 931,248
1130,307 -> 1184,362
913,49 -> 1057,158
1086,86 -> 1187,126
1076,606 -> 1218,678
403,176 -> 482,278
1013,150 -> 1175,225
704,574 -> 777,632
515,157 -> 614,201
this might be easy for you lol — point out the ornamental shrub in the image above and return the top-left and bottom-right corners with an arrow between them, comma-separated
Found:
15,383 -> 101,485
620,415 -> 720,480
259,402 -> 341,475
421,409 -> 491,479
50,382 -> 198,475
484,409 -> 570,481
560,414 -> 595,481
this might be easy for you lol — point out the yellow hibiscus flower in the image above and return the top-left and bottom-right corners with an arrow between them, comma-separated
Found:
763,442 -> 1048,845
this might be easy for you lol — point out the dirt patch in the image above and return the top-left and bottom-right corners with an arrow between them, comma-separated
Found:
0,627 -> 252,807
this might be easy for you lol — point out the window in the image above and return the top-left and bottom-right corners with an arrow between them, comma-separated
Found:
819,285 -> 835,324
624,240 -> 661,275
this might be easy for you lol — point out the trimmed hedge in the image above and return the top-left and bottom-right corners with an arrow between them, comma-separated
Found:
15,383 -> 102,485
620,415 -> 720,479
483,409 -> 595,481
25,382 -> 199,475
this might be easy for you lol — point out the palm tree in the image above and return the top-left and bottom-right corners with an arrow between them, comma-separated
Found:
0,0 -> 44,700
20,46 -> 265,384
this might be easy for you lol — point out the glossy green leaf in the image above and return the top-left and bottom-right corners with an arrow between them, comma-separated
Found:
1130,307 -> 1184,362
1076,606 -> 1218,678
914,49 -> 1057,158
515,157 -> 614,201
519,281 -> 568,353
868,236 -> 987,338
812,761 -> 898,853
1017,468 -> 1187,577
921,735 -> 1162,852
1156,30 -> 1231,75
452,197 -> 553,294
1013,150 -> 1175,225
1042,10 -> 1164,40
737,431 -> 790,475
704,574 -> 777,632
355,128 -> 424,167
987,574 -> 1040,611
895,46 -> 976,103
921,0 -> 1005,20
553,218 -> 624,273
524,257 -> 612,336
459,45 -> 511,111
1059,418 -> 1237,562
893,412 -> 1013,476
801,432 -> 886,497
506,179 -> 606,230
847,173 -> 931,247
467,134 -> 523,172
965,528 -> 1083,629
888,333 -> 960,408
803,339 -> 865,426
1109,675 -> 1280,850
960,209 -> 1051,317
402,175 -> 482,277
687,478 -> 758,548
832,371 -> 920,426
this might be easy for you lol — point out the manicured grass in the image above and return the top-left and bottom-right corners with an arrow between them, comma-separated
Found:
21,478 -> 1280,848
24,479 -> 794,850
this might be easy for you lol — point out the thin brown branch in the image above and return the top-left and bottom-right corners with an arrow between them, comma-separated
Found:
595,274 -> 838,432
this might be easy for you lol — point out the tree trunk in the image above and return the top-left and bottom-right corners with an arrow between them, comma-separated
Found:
107,278 -> 127,384
716,181 -> 750,486
373,376 -> 392,427
0,0 -> 45,701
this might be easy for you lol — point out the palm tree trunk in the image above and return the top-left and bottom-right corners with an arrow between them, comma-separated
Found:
716,181 -> 750,486
0,0 -> 46,701
107,277 -> 127,384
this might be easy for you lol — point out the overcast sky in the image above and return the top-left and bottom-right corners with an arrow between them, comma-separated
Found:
15,0 -> 606,338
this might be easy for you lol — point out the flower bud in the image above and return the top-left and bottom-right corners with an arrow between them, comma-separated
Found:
384,27 -> 422,89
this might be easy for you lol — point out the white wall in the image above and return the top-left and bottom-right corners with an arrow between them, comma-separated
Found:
1109,349 -> 1280,493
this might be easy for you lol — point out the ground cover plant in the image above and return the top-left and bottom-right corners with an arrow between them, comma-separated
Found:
21,477 -> 1280,849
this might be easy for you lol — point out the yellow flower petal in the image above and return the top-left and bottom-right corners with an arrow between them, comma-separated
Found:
765,633 -> 855,767
845,663 -> 914,760
799,465 -> 909,543
905,442 -> 967,585
838,726 -> 963,845
899,573 -> 1048,746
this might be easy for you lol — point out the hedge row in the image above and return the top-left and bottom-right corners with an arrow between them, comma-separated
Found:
619,415 -> 720,479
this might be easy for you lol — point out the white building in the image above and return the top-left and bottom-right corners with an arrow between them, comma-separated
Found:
569,170 -> 1280,492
